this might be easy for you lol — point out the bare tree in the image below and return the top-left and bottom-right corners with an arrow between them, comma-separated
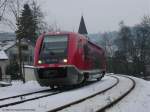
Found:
101,32 -> 115,57
0,0 -> 26,31
0,0 -> 7,8
30,0 -> 59,33
141,15 -> 150,26
1,0 -> 57,32
0,0 -> 8,20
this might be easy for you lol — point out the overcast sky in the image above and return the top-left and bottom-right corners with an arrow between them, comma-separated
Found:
1,0 -> 150,33
38,0 -> 150,33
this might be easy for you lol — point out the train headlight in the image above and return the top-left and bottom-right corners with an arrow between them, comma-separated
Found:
63,59 -> 68,63
38,60 -> 42,64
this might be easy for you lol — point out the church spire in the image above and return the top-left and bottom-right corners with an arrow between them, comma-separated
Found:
78,16 -> 88,34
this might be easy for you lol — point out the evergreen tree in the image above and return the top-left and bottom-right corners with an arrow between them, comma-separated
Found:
15,3 -> 37,82
16,4 -> 37,43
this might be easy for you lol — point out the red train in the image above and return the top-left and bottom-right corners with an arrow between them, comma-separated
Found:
34,32 -> 106,88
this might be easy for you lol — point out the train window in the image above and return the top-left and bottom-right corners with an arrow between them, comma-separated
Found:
93,52 -> 101,69
84,44 -> 89,59
39,35 -> 68,64
78,39 -> 82,48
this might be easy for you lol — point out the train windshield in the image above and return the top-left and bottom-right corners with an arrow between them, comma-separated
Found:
39,35 -> 68,64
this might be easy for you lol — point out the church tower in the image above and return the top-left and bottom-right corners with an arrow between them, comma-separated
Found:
78,16 -> 88,34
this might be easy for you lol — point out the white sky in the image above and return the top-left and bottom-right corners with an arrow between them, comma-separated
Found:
0,0 -> 150,33
38,0 -> 150,33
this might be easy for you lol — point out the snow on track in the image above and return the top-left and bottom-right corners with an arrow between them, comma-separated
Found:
1,75 -> 150,112
106,76 -> 150,112
58,75 -> 134,112
0,81 -> 49,100
0,91 -> 57,107
1,76 -> 117,112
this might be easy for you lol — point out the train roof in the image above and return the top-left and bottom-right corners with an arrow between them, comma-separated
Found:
40,32 -> 105,52
41,31 -> 87,40
45,32 -> 78,36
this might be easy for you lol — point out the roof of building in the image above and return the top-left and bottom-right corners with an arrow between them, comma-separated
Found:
0,50 -> 8,60
78,16 -> 88,34
0,41 -> 16,51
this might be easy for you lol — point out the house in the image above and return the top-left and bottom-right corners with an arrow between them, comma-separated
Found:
0,39 -> 35,80
6,40 -> 34,65
0,32 -> 35,81
0,41 -> 15,81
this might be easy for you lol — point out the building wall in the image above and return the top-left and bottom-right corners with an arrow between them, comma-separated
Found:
0,60 -> 9,80
146,65 -> 150,75
6,42 -> 34,65
0,67 -> 2,79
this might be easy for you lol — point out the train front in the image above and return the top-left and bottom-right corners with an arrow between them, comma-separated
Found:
34,33 -> 82,87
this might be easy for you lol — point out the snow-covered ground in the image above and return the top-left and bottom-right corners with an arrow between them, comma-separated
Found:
0,81 -> 49,99
0,75 -> 150,112
59,75 -> 133,112
106,75 -> 150,112
0,76 -> 116,112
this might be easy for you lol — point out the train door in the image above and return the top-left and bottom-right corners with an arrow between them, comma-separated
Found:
75,37 -> 86,69
83,42 -> 92,69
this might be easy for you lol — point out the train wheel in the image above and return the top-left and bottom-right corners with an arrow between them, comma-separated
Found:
97,77 -> 102,81
97,75 -> 104,81
50,85 -> 55,89
97,72 -> 105,81
57,85 -> 65,89
82,73 -> 89,84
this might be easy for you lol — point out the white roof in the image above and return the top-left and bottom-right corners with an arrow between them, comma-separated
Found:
0,41 -> 15,51
2,41 -> 15,51
0,50 -> 8,60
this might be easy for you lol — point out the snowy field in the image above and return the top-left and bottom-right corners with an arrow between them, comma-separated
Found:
0,80 -> 49,99
0,75 -> 149,112
106,76 -> 150,112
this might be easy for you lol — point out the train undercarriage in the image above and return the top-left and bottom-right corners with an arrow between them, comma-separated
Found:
34,66 -> 105,88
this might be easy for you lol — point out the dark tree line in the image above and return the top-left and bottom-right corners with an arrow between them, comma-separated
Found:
105,16 -> 150,78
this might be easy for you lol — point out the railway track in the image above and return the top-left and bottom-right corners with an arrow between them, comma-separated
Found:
96,75 -> 136,112
0,78 -> 99,109
47,76 -> 119,112
0,89 -> 52,101
0,76 -> 118,110
48,75 -> 135,112
0,89 -> 62,108
0,75 -> 135,112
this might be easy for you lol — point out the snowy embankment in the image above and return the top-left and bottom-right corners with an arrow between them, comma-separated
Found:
106,76 -> 150,112
59,75 -> 133,112
0,76 -> 116,112
0,75 -> 150,112
0,81 -> 49,99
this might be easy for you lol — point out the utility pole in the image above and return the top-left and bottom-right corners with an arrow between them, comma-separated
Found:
17,38 -> 25,83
